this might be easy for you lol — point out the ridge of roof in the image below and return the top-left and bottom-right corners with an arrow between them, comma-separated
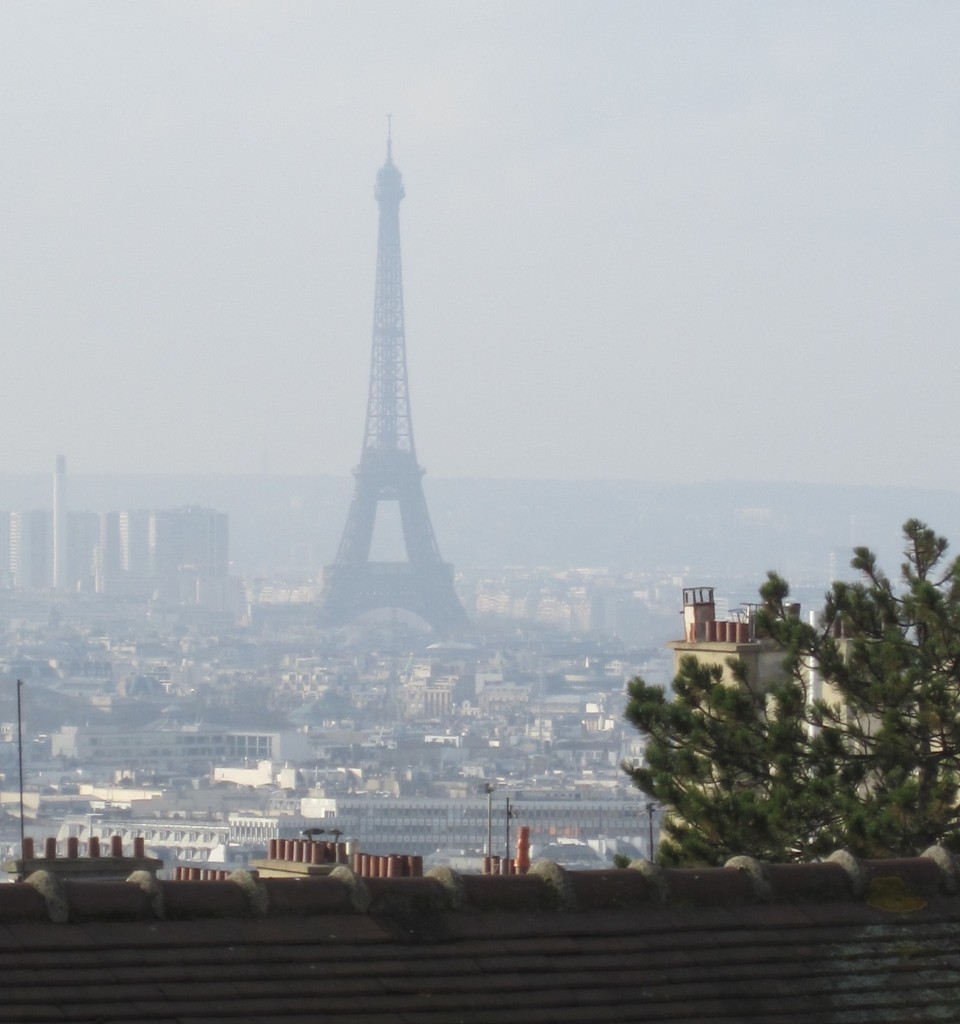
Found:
3,847 -> 956,925
5,850 -> 960,1023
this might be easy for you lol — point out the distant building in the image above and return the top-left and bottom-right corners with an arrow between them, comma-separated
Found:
151,506 -> 228,578
50,724 -> 311,771
122,509 -> 153,578
297,793 -> 645,857
66,511 -> 99,591
0,510 -> 10,586
95,511 -> 121,592
3,499 -> 229,598
52,454 -> 67,590
95,506 -> 230,602
10,510 -> 50,590
96,509 -> 151,595
56,815 -> 231,869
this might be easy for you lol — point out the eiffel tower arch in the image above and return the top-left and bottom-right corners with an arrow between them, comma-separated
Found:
319,135 -> 469,635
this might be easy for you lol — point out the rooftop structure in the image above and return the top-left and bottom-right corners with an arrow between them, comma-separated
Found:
2,834 -> 162,882
667,585 -> 784,693
1,850 -> 959,1022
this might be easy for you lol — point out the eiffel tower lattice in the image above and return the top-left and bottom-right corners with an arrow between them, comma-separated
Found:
319,135 -> 469,634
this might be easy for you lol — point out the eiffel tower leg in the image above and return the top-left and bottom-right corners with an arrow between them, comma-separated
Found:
397,474 -> 443,566
333,474 -> 378,566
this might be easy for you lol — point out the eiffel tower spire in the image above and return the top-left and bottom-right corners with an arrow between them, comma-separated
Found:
319,135 -> 469,634
364,128 -> 413,458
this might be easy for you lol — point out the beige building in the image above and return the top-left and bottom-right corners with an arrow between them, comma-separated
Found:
666,586 -> 848,713
667,587 -> 785,695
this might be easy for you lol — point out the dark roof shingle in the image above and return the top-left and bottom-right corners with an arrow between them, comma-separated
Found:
1,851 -> 959,1023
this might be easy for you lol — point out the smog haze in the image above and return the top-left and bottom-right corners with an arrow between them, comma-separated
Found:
1,2 -> 957,489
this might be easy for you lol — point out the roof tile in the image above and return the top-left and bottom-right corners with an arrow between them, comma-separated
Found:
0,855 -> 959,1022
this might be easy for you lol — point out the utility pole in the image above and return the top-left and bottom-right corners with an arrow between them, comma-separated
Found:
17,680 -> 25,857
504,797 -> 517,863
484,782 -> 495,857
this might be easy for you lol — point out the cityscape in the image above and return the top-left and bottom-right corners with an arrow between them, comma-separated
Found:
0,446 -> 676,871
0,138 -> 677,877
1,122 -> 959,879
5,451 -> 930,875
2,3 -> 958,1019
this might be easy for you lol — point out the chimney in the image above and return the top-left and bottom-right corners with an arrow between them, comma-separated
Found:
1,834 -> 163,882
682,587 -> 716,642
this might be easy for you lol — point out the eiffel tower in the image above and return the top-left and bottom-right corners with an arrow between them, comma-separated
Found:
319,134 -> 469,634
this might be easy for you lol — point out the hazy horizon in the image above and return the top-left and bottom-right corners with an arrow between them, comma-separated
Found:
2,3 -> 957,489
1,471 -> 958,584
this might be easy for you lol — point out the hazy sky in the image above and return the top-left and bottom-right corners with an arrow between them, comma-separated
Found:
1,2 -> 957,487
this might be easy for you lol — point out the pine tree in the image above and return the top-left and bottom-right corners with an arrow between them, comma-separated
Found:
623,655 -> 840,866
624,520 -> 960,866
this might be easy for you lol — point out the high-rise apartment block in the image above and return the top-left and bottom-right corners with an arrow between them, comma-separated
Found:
96,506 -> 229,597
66,511 -> 99,591
150,507 -> 228,578
2,461 -> 229,600
10,510 -> 51,590
53,454 -> 67,590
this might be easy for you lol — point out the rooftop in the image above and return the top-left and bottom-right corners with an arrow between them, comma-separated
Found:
2,849 -> 960,1022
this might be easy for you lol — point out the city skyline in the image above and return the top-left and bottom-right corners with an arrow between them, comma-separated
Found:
1,3 -> 957,490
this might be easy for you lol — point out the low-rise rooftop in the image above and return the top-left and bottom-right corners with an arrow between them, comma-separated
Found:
1,849 -> 959,1022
